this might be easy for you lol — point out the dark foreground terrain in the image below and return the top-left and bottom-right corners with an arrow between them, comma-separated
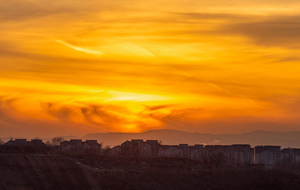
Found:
1,154 -> 300,190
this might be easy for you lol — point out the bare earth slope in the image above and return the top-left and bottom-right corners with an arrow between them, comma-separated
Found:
2,154 -> 300,190
0,155 -> 96,190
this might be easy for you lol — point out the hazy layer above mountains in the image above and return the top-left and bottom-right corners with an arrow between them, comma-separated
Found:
82,129 -> 300,148
3,129 -> 300,148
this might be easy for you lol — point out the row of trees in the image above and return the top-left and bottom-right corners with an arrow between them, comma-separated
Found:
46,137 -> 65,146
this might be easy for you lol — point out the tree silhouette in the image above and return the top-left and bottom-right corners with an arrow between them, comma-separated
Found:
102,145 -> 111,156
51,137 -> 65,146
120,141 -> 140,158
203,151 -> 228,169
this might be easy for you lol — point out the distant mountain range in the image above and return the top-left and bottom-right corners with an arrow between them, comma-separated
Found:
82,129 -> 300,148
3,130 -> 300,148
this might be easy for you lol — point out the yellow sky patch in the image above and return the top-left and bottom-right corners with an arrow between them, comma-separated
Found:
1,0 -> 300,137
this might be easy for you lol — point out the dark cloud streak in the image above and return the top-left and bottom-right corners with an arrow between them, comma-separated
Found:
0,95 -> 20,124
223,16 -> 300,48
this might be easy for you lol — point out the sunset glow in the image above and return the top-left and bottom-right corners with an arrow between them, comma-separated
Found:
1,0 -> 300,137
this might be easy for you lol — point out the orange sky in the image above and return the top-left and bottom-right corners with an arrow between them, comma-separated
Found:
1,0 -> 300,138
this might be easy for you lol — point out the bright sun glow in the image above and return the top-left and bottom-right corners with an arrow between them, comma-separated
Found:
1,0 -> 300,137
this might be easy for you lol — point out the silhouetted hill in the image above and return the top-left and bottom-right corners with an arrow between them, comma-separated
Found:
2,155 -> 300,190
0,155 -> 96,190
83,129 -> 300,148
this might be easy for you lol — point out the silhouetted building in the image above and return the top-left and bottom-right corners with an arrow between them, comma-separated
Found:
28,139 -> 46,147
110,145 -> 122,156
158,145 -> 183,157
281,148 -> 300,164
255,146 -> 281,165
231,144 -> 254,165
205,145 -> 232,164
188,144 -> 205,160
5,139 -> 45,147
5,139 -> 27,146
120,139 -> 160,158
109,140 -> 297,167
179,144 -> 189,157
60,139 -> 101,153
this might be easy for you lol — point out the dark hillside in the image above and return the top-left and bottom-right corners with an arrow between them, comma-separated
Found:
95,169 -> 300,190
0,155 -> 94,190
1,154 -> 300,190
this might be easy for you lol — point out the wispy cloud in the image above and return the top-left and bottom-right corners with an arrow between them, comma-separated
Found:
121,41 -> 156,58
56,40 -> 104,55
2,0 -> 300,137
40,101 -> 161,132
